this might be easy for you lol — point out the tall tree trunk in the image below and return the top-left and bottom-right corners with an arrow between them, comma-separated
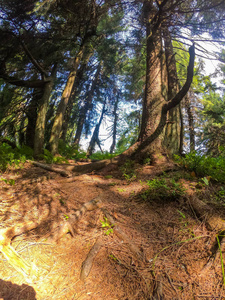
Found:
110,93 -> 119,154
73,63 -> 102,147
25,89 -> 42,148
162,27 -> 181,155
86,102 -> 106,157
138,0 -> 164,154
121,2 -> 195,161
33,66 -> 57,158
61,51 -> 93,142
49,45 -> 84,155
185,92 -> 195,151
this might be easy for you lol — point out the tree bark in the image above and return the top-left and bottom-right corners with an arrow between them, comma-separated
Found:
25,89 -> 42,148
120,44 -> 195,161
162,27 -> 181,155
61,51 -> 93,142
185,93 -> 195,152
49,45 -> 85,155
110,92 -> 119,154
34,66 -> 57,158
86,101 -> 106,157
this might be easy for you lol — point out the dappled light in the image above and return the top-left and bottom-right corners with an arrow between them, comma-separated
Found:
1,0 -> 225,299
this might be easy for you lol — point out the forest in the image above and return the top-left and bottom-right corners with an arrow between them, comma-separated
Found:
0,0 -> 225,299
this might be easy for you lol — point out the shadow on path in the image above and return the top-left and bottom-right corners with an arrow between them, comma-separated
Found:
0,279 -> 36,300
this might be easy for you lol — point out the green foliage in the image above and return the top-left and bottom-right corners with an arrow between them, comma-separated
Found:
89,151 -> 117,161
40,149 -> 69,164
1,178 -> 15,185
0,143 -> 33,171
175,152 -> 225,182
141,178 -> 185,202
100,217 -> 114,235
120,160 -> 136,181
217,234 -> 225,285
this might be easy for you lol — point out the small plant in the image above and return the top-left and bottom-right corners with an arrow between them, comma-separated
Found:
202,176 -> 210,186
64,214 -> 69,220
59,198 -> 65,205
143,157 -> 151,165
117,188 -> 125,192
108,182 -> 117,186
1,178 -> 15,186
120,160 -> 136,181
109,254 -> 119,262
217,234 -> 225,285
100,217 -> 114,235
105,175 -> 113,179
140,178 -> 185,202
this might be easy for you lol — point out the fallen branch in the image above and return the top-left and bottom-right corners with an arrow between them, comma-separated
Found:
30,160 -> 71,177
102,208 -> 145,263
80,237 -> 103,281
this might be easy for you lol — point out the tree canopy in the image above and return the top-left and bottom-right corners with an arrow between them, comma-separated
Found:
0,0 -> 224,159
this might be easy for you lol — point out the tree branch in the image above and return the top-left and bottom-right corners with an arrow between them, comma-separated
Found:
0,73 -> 47,88
20,40 -> 48,77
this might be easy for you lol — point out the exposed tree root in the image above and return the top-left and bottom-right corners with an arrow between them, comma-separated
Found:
0,197 -> 103,280
102,208 -> 145,263
187,196 -> 225,275
49,196 -> 103,242
0,221 -> 41,280
80,237 -> 103,281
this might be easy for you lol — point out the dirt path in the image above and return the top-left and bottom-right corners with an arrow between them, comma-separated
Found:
0,162 -> 224,299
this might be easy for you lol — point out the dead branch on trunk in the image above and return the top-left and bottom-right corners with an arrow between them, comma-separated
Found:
102,208 -> 145,263
80,237 -> 103,281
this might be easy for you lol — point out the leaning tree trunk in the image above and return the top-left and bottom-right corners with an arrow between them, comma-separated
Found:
185,92 -> 195,152
61,50 -> 93,142
34,65 -> 57,158
73,63 -> 102,147
86,102 -> 106,157
49,45 -> 84,155
110,93 -> 119,154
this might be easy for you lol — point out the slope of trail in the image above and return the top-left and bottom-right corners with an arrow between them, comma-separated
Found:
0,160 -> 224,299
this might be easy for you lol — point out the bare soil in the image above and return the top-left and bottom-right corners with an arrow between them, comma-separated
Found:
0,160 -> 225,300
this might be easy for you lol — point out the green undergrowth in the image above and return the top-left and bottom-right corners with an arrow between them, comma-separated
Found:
120,160 -> 137,181
140,177 -> 185,202
0,143 -> 33,171
174,151 -> 225,183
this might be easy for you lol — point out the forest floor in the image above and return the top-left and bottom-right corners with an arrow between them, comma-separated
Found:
0,158 -> 225,300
